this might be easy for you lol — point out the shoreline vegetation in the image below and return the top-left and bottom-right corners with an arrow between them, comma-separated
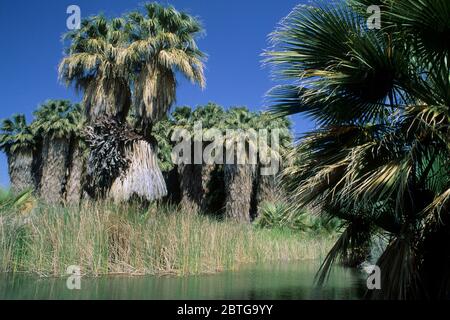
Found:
0,192 -> 335,278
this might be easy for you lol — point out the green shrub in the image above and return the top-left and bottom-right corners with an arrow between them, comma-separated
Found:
255,201 -> 341,235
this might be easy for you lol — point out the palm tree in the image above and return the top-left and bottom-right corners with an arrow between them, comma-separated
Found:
171,103 -> 225,213
151,115 -> 180,203
252,113 -> 292,218
32,100 -> 80,204
59,15 -> 133,200
222,107 -> 258,223
170,106 -> 202,212
112,3 -> 206,203
193,103 -> 226,213
0,114 -> 35,193
266,0 -> 450,299
222,108 -> 291,222
122,3 -> 206,133
59,3 -> 206,202
59,16 -> 130,122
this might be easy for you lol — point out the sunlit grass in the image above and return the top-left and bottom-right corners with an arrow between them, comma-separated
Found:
0,201 -> 335,277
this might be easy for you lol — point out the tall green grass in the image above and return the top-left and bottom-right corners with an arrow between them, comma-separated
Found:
0,201 -> 334,277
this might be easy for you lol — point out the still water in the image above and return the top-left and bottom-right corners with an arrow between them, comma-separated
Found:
0,261 -> 366,300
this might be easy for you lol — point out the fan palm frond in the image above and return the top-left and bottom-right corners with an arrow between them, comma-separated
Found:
0,114 -> 35,153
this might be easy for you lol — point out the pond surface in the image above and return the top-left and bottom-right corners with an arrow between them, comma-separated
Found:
0,261 -> 366,300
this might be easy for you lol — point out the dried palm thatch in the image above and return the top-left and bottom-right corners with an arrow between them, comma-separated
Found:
109,140 -> 167,202
84,116 -> 167,202
84,117 -> 133,197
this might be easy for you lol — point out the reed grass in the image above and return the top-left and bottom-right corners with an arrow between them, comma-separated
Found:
0,201 -> 334,277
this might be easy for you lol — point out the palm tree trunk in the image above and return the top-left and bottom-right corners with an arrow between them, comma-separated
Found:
39,137 -> 70,204
64,139 -> 84,205
163,168 -> 181,204
255,173 -> 279,217
224,164 -> 256,223
177,164 -> 221,214
200,164 -> 216,213
7,148 -> 34,193
32,138 -> 43,192
178,163 -> 203,213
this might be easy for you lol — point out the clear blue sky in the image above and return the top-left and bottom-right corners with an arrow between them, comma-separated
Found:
0,0 -> 313,187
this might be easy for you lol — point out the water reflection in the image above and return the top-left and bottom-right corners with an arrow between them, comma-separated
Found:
0,261 -> 366,300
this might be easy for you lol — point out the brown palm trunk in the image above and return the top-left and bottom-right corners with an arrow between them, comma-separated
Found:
178,163 -> 203,212
32,138 -> 43,192
39,137 -> 70,204
64,139 -> 84,205
224,164 -> 256,223
200,164 -> 216,213
163,168 -> 181,204
177,163 -> 221,214
7,148 -> 34,193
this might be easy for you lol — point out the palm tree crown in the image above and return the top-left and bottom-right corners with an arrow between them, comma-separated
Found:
60,2 -> 206,130
32,100 -> 83,139
266,0 -> 450,299
0,114 -> 35,153
123,3 -> 206,130
59,16 -> 130,122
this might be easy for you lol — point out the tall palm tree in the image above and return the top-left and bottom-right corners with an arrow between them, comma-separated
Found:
59,15 -> 133,200
222,107 -> 258,223
266,0 -> 450,299
170,106 -> 202,212
112,3 -> 205,203
193,103 -> 226,213
59,3 -> 206,202
171,103 -> 225,213
222,108 -> 291,222
122,3 -> 206,132
150,115 -> 180,203
252,113 -> 292,218
32,100 -> 80,204
0,114 -> 35,193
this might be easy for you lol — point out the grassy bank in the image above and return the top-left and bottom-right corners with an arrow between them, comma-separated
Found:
0,200 -> 334,277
